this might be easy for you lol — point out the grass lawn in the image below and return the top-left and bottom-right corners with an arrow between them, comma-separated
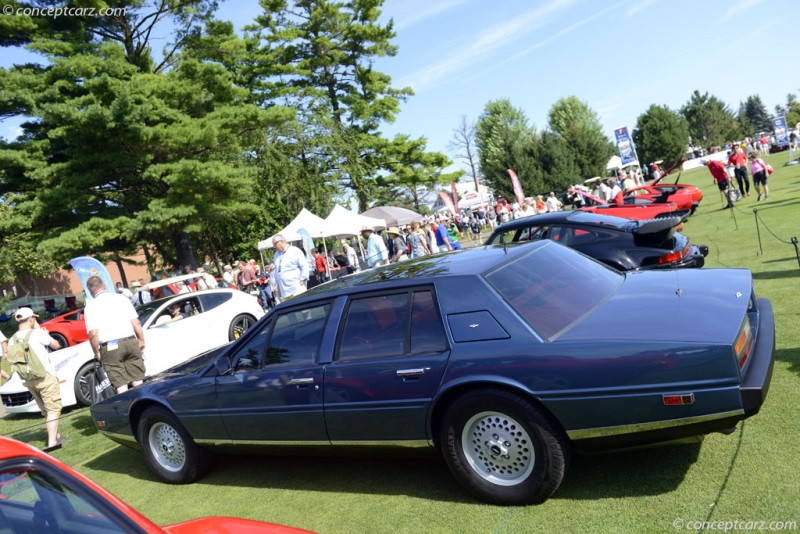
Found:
2,152 -> 799,533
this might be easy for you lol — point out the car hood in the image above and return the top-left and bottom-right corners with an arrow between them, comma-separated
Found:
143,344 -> 228,385
559,268 -> 752,343
0,342 -> 89,394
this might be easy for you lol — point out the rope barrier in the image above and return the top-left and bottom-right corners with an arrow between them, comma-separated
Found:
750,208 -> 800,268
3,405 -> 90,441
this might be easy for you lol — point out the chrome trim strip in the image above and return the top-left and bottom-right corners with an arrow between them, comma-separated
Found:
194,439 -> 430,448
567,410 -> 745,440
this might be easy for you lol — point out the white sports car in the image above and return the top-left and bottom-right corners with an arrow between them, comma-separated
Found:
1,288 -> 264,413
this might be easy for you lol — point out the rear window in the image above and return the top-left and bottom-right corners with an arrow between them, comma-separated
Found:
484,242 -> 622,340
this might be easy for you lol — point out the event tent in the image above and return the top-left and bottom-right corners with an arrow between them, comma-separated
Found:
257,208 -> 327,250
323,204 -> 387,237
361,206 -> 422,227
606,154 -> 640,172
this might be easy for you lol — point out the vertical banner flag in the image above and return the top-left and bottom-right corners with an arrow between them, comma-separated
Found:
614,127 -> 637,165
451,182 -> 459,211
70,257 -> 115,302
297,228 -> 316,264
507,169 -> 525,206
438,191 -> 457,218
773,116 -> 789,148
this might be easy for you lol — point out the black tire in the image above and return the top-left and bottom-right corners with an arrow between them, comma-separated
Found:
50,332 -> 68,349
440,389 -> 569,505
137,406 -> 212,484
228,313 -> 255,341
74,362 -> 94,407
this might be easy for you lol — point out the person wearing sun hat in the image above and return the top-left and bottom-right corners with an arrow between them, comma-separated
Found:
361,225 -> 389,267
9,307 -> 65,452
386,227 -> 409,263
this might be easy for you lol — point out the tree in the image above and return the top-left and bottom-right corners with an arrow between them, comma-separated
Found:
0,3 -> 294,268
680,90 -> 737,147
247,0 -> 449,212
739,95 -> 772,134
474,99 -> 539,200
546,96 -> 614,180
632,105 -> 688,167
448,115 -> 481,186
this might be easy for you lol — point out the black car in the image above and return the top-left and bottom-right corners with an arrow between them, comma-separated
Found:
484,211 -> 707,271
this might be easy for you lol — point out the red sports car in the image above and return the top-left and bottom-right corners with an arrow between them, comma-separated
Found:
569,189 -> 687,221
40,308 -> 87,348
0,437 -> 311,533
624,184 -> 702,212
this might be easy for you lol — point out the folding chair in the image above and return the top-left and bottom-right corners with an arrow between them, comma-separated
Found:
64,296 -> 79,310
43,299 -> 60,318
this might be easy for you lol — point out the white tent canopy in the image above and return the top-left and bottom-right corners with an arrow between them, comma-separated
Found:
323,204 -> 387,237
258,208 -> 327,250
606,154 -> 641,171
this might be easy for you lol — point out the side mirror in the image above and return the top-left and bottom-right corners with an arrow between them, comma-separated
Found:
214,357 -> 232,376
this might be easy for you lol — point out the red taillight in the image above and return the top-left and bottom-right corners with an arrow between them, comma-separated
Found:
658,246 -> 690,264
663,393 -> 694,405
737,321 -> 753,370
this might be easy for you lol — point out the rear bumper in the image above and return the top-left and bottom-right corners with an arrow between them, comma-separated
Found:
741,298 -> 775,417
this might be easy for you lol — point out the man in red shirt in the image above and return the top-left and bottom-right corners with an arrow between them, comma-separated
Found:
314,248 -> 328,284
728,147 -> 750,197
702,159 -> 734,210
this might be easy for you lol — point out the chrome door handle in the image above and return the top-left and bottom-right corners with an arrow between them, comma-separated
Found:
289,378 -> 315,386
396,368 -> 429,378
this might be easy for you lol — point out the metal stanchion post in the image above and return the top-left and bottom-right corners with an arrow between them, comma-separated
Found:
753,209 -> 763,255
792,237 -> 800,269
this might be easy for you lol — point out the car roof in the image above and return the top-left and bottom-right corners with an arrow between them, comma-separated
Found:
493,211 -> 636,231
291,241 -> 545,302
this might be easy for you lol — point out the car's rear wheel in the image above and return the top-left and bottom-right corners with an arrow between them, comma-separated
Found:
50,332 -> 68,349
228,314 -> 255,341
440,389 -> 569,505
138,406 -> 211,484
74,362 -> 94,407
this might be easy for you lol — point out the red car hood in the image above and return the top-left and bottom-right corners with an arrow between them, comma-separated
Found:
163,517 -> 314,534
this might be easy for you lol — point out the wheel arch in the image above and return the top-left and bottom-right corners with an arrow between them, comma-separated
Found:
428,380 -> 569,451
128,398 -> 175,443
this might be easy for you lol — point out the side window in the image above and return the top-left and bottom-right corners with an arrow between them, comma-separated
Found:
231,324 -> 271,372
198,292 -> 232,312
339,293 -> 408,360
265,304 -> 331,366
410,291 -> 447,354
516,226 -> 543,242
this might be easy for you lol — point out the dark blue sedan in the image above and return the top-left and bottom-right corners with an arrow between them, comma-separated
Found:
91,241 -> 774,505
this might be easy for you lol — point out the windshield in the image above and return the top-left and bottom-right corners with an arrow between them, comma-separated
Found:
135,297 -> 171,325
484,242 -> 622,340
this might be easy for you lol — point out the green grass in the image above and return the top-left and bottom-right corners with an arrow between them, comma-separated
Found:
2,153 -> 800,533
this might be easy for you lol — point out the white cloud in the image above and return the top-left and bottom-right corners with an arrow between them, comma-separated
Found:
401,0 -> 579,91
723,0 -> 767,21
626,0 -> 657,17
390,0 -> 473,30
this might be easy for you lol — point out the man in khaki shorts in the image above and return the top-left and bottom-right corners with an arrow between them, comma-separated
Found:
83,276 -> 146,394
8,307 -> 64,451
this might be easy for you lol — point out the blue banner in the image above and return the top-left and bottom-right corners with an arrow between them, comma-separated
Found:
614,127 -> 637,165
69,257 -> 115,302
773,116 -> 789,147
296,228 -> 315,264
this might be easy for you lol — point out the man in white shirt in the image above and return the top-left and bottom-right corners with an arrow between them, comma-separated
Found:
9,307 -> 63,451
84,276 -> 146,394
272,234 -> 310,303
129,280 -> 152,306
545,192 -> 562,212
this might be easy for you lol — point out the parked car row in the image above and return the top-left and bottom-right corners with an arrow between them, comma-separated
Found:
0,289 -> 263,413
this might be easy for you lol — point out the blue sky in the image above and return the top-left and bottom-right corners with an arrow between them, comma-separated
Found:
2,0 -> 799,176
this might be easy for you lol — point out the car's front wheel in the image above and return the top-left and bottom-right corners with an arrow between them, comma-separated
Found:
440,389 -> 569,505
50,332 -> 68,349
74,362 -> 94,407
228,314 -> 256,341
137,406 -> 211,484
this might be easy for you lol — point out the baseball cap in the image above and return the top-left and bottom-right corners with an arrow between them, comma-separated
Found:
15,308 -> 38,321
